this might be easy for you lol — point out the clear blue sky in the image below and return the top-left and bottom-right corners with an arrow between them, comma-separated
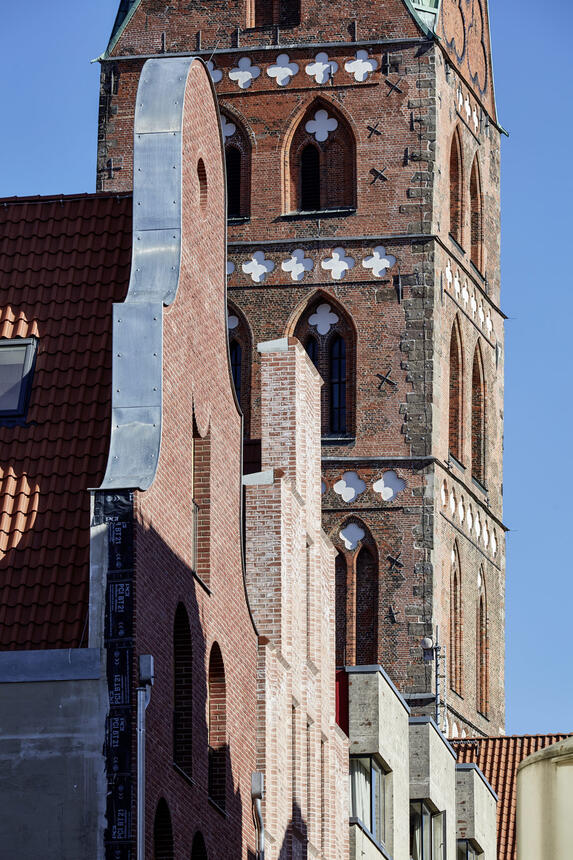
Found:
1,1 -> 570,735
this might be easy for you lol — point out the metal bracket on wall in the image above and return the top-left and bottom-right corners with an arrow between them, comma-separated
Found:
387,551 -> 403,573
369,166 -> 388,184
385,76 -> 404,95
376,368 -> 397,390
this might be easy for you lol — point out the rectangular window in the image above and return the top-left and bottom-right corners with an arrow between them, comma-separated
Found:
457,840 -> 481,860
0,338 -> 37,418
410,802 -> 446,860
350,756 -> 388,848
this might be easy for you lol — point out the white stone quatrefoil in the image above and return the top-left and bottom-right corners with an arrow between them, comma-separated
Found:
227,313 -> 239,330
306,52 -> 338,84
206,59 -> 223,84
267,53 -> 299,86
308,303 -> 339,335
373,470 -> 406,501
333,471 -> 366,503
470,293 -> 477,315
461,282 -> 469,306
305,109 -> 338,142
485,312 -> 493,337
362,246 -> 396,278
491,530 -> 497,556
221,116 -> 236,140
340,522 -> 365,551
226,261 -> 235,276
281,249 -> 313,281
242,251 -> 275,283
345,49 -> 378,82
473,107 -> 479,133
457,88 -> 463,110
321,248 -> 355,280
454,271 -> 461,298
229,57 -> 261,89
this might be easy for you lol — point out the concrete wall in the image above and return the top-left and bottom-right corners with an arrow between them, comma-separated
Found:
0,650 -> 107,859
347,666 -> 411,860
455,764 -> 497,857
517,736 -> 573,860
409,717 -> 457,859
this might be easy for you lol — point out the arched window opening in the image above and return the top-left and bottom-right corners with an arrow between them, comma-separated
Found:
355,545 -> 378,666
173,604 -> 193,776
253,0 -> 300,26
470,156 -> 483,270
288,101 -> 355,213
477,590 -> 488,716
293,295 -> 356,438
471,344 -> 485,484
208,643 -> 226,810
254,0 -> 273,27
225,146 -> 242,218
449,128 -> 463,244
449,319 -> 463,462
280,0 -> 300,25
191,832 -> 208,860
305,336 -> 318,368
335,550 -> 347,666
230,339 -> 242,402
300,144 -> 321,212
222,114 -> 250,219
450,545 -> 462,695
227,305 -> 252,438
153,799 -> 174,860
329,335 -> 347,435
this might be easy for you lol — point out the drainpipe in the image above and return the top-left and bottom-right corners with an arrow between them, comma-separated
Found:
137,655 -> 155,860
251,772 -> 265,860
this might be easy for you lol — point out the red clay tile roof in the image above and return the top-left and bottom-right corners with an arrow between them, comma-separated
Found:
0,193 -> 132,649
452,733 -> 573,860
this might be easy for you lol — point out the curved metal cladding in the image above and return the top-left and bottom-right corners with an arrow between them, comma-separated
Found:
100,56 -> 202,491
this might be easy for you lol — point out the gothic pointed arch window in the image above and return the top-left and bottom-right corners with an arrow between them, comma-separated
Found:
222,112 -> 251,219
470,155 -> 483,270
288,101 -> 356,213
449,127 -> 463,244
294,294 -> 356,438
334,520 -> 378,667
208,643 -> 226,810
476,571 -> 489,716
227,304 -> 252,437
153,798 -> 174,860
471,342 -> 486,485
450,543 -> 462,695
191,832 -> 208,860
449,317 -> 464,462
173,603 -> 193,776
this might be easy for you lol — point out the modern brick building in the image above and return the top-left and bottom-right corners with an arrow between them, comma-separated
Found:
98,0 -> 507,739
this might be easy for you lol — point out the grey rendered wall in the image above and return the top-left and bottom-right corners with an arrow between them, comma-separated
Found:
348,667 -> 411,860
0,650 -> 108,859
455,765 -> 497,857
409,718 -> 457,859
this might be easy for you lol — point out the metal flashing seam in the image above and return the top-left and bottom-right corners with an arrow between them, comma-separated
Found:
100,56 -> 197,491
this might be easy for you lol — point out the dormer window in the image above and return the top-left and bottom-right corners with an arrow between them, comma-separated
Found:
0,338 -> 37,418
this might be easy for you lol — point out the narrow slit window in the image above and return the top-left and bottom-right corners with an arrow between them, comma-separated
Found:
329,335 -> 347,434
226,146 -> 242,218
300,145 -> 321,211
230,339 -> 242,402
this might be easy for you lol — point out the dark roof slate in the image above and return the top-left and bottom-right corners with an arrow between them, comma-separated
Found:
0,193 -> 132,649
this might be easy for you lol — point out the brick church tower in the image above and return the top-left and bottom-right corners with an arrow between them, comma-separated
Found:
98,0 -> 506,738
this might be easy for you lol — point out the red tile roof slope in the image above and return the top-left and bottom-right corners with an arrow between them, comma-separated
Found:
452,733 -> 572,860
0,193 -> 132,649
